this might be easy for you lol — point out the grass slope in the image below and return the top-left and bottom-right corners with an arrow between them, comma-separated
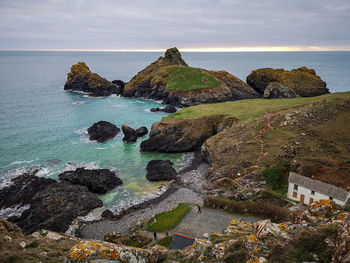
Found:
145,203 -> 190,232
166,92 -> 350,122
159,66 -> 222,91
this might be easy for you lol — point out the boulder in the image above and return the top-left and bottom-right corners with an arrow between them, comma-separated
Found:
246,67 -> 329,97
121,124 -> 137,142
122,125 -> 148,142
87,121 -> 120,142
262,82 -> 296,99
135,126 -> 148,137
58,167 -> 123,194
64,62 -> 118,96
0,169 -> 56,209
11,182 -> 103,234
146,160 -> 177,181
111,79 -> 125,94
141,115 -> 236,153
150,105 -> 177,113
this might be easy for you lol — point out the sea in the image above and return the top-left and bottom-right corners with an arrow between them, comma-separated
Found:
1,51 -> 350,216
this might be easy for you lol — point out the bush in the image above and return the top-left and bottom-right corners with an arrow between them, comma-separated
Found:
204,196 -> 290,222
157,236 -> 173,248
25,240 -> 39,248
263,167 -> 284,188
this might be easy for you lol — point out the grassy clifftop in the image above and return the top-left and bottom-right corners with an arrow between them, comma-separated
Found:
165,92 -> 350,122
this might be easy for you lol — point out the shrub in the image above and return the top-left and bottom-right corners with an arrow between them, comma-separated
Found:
25,240 -> 39,248
157,236 -> 173,248
263,167 -> 284,188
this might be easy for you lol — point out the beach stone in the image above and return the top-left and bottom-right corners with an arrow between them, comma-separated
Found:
11,182 -> 103,234
58,167 -> 123,194
150,106 -> 177,113
146,160 -> 177,181
135,126 -> 148,137
87,121 -> 120,142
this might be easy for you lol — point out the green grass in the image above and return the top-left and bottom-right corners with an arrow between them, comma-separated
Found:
145,203 -> 190,232
165,92 -> 350,121
161,66 -> 222,91
156,236 -> 173,248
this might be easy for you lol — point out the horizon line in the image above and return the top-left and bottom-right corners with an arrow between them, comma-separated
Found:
1,46 -> 350,52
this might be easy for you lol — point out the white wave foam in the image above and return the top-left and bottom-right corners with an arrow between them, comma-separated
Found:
129,100 -> 146,104
72,101 -> 89,105
0,166 -> 39,189
64,162 -> 100,171
9,160 -> 35,166
110,104 -> 124,108
110,94 -> 122,98
96,147 -> 107,150
0,204 -> 30,219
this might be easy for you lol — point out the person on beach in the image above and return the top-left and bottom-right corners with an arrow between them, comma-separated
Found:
197,204 -> 201,214
153,232 -> 157,240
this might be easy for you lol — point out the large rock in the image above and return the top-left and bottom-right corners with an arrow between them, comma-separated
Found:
64,62 -> 118,96
140,115 -> 236,153
87,121 -> 120,142
263,82 -> 296,99
333,215 -> 350,263
12,182 -> 103,234
150,105 -> 177,113
58,167 -> 123,194
121,125 -> 148,142
246,66 -> 329,97
146,160 -> 177,181
123,48 -> 257,106
0,169 -> 56,209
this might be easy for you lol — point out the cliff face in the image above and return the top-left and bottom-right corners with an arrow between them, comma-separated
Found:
64,62 -> 119,96
122,48 -> 260,106
246,66 -> 329,97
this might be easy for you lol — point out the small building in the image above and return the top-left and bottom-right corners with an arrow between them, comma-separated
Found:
287,172 -> 350,206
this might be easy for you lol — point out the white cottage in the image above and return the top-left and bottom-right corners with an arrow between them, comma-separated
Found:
287,172 -> 350,206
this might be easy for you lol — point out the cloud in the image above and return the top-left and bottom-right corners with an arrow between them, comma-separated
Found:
0,0 -> 349,50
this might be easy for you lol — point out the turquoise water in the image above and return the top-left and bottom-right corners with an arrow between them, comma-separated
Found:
1,51 -> 350,212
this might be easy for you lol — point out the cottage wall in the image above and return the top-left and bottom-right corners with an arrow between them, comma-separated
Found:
287,182 -> 347,206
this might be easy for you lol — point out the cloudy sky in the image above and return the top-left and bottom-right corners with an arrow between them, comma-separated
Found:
1,0 -> 350,51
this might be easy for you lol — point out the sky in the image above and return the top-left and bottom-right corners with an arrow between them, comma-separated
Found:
0,0 -> 350,51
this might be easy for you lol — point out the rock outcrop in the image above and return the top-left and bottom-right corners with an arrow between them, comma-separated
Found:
87,121 -> 120,142
150,105 -> 177,113
262,82 -> 296,99
12,182 -> 103,234
246,66 -> 329,97
121,125 -> 148,142
58,167 -> 123,194
118,48 -> 260,106
140,115 -> 237,153
333,215 -> 350,263
64,62 -> 118,96
0,169 -> 56,209
146,160 -> 177,181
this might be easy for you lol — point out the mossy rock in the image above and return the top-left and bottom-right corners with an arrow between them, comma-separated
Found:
64,62 -> 118,96
246,67 -> 329,97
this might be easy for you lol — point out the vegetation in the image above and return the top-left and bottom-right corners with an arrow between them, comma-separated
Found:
159,66 -> 222,91
165,92 -> 350,121
156,236 -> 173,248
122,233 -> 152,248
204,196 -> 290,222
263,160 -> 291,190
145,203 -> 190,232
25,240 -> 39,249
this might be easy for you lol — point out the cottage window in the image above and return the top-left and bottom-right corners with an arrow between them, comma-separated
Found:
294,184 -> 298,191
311,190 -> 315,195
329,196 -> 333,201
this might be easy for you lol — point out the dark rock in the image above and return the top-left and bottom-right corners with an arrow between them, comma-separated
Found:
146,160 -> 177,181
150,106 -> 177,113
121,124 -> 137,142
101,209 -> 116,220
0,169 -> 56,209
333,215 -> 350,263
12,182 -> 103,234
111,80 -> 125,94
64,62 -> 118,96
263,82 -> 296,99
58,167 -> 123,194
135,126 -> 148,137
141,115 -> 236,153
122,125 -> 148,142
87,121 -> 120,142
246,67 -> 329,97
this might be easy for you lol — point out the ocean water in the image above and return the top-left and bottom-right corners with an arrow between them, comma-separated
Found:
1,51 -> 350,214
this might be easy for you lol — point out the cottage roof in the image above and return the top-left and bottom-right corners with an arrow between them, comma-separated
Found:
288,172 -> 350,202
